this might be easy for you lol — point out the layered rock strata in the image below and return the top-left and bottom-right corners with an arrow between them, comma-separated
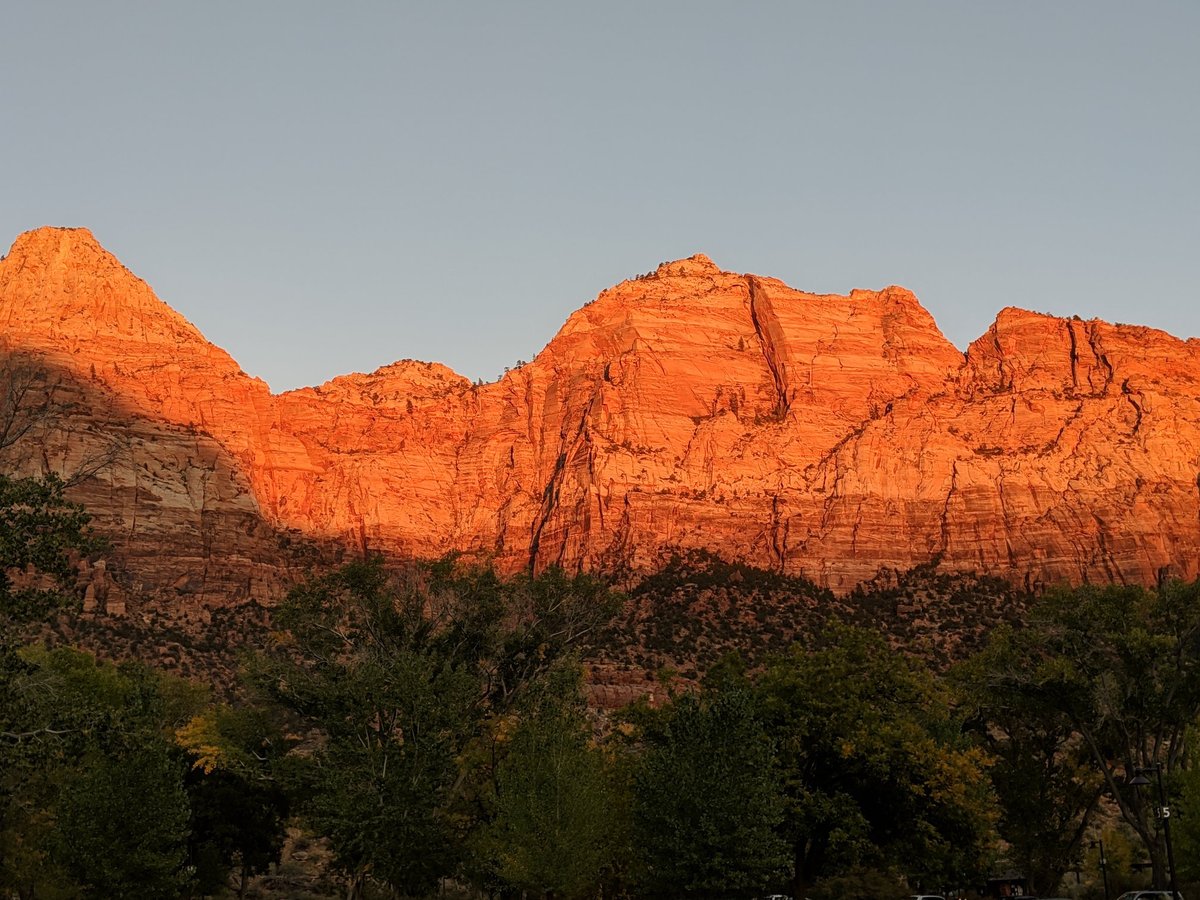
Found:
3,226 -> 1198,600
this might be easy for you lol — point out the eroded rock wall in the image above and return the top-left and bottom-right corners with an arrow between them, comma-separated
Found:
3,227 -> 1198,600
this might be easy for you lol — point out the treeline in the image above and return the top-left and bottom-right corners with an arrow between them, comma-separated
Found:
5,472 -> 1200,898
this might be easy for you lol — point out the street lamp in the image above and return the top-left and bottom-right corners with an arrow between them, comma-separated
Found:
1129,764 -> 1179,898
1088,838 -> 1110,900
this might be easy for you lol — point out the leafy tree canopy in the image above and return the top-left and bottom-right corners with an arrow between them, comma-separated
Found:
473,663 -> 629,899
756,625 -> 996,896
968,580 -> 1200,887
629,686 -> 790,898
253,555 -> 621,898
1,648 -> 203,899
0,473 -> 99,625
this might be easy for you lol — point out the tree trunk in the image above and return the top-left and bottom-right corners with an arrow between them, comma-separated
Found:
792,834 -> 826,899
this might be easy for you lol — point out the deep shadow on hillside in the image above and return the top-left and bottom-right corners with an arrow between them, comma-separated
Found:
586,551 -> 1031,689
34,547 -> 1034,704
0,349 -> 349,694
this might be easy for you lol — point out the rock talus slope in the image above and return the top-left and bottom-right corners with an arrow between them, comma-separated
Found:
2,227 -> 1199,599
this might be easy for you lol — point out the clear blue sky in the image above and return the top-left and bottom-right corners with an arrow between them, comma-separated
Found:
3,2 -> 1196,391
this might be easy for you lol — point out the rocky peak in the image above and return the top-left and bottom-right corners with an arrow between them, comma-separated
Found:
654,253 -> 722,278
0,226 -> 208,349
4,225 -> 108,266
5,226 -> 1200,598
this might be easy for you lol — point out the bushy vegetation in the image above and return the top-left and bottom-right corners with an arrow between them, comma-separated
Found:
8,475 -> 1200,897
589,550 -> 1030,678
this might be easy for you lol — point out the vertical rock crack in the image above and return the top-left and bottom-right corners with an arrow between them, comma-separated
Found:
746,276 -> 790,420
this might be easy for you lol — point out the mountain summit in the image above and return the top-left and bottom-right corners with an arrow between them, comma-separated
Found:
3,226 -> 1199,601
1,227 -> 203,344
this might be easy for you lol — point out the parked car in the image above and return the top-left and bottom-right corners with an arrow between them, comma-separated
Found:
1116,892 -> 1185,900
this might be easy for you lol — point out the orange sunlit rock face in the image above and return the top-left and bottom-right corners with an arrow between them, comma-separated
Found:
3,226 -> 1200,598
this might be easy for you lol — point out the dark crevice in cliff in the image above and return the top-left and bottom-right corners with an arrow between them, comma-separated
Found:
1121,378 -> 1144,436
1195,474 -> 1200,531
991,327 -> 1012,392
528,388 -> 600,571
746,277 -> 790,420
1043,400 -> 1086,456
1067,320 -> 1080,393
849,505 -> 863,558
995,472 -> 1014,568
529,451 -> 566,571
1087,323 -> 1114,393
940,461 -> 959,555
1094,516 -> 1120,583
807,419 -> 871,482
769,495 -> 786,571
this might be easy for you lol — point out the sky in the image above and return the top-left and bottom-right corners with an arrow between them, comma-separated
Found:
2,2 -> 1197,392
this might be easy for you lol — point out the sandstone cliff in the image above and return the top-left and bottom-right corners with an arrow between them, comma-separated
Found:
2,227 -> 1198,600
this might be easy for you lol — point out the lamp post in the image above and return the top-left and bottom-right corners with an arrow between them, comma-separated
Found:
1088,838 -> 1110,900
1129,764 -> 1179,898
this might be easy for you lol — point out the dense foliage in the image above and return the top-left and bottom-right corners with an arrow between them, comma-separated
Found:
629,687 -> 789,896
8,470 -> 1200,898
758,626 -> 997,896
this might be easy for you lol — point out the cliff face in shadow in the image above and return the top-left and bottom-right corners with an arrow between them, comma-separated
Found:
0,347 -> 335,614
4,226 -> 1200,605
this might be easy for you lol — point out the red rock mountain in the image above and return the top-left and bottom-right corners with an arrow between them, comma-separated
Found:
3,226 -> 1199,605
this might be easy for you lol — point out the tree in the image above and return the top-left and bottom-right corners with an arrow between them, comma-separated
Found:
55,741 -> 192,898
630,687 -> 790,897
0,648 -> 202,898
808,866 -> 909,900
268,561 -> 476,897
0,473 -> 96,627
0,359 -> 193,897
254,555 -> 621,898
953,624 -> 1106,894
176,705 -> 291,898
0,475 -> 99,890
1168,757 -> 1200,885
0,472 -> 100,750
757,626 -> 996,897
473,663 -> 629,898
985,581 -> 1200,887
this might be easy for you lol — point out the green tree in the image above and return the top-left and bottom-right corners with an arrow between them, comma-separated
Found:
953,624 -> 1105,894
808,865 -> 909,900
630,687 -> 790,897
271,563 -> 475,897
985,581 -> 1200,887
1170,760 -> 1200,884
0,648 -> 201,898
255,556 -> 620,898
473,664 -> 629,898
0,474 -> 100,778
55,741 -> 191,898
757,626 -> 996,897
177,705 -> 291,898
0,473 -> 96,626
0,475 -> 99,891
